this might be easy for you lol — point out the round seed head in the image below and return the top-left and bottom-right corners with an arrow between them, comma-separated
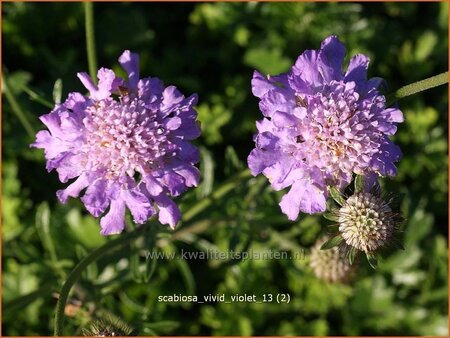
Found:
338,192 -> 397,253
309,236 -> 354,283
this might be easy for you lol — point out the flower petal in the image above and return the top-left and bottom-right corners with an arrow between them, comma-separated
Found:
96,68 -> 120,100
81,179 -> 111,217
56,173 -> 90,203
279,179 -> 326,220
161,86 -> 184,112
252,70 -> 277,98
118,50 -> 140,89
345,54 -> 370,83
100,198 -> 127,235
173,164 -> 200,188
154,194 -> 181,229
143,174 -> 164,196
293,49 -> 323,88
318,35 -> 346,81
384,108 -> 404,123
77,72 -> 98,97
122,188 -> 154,224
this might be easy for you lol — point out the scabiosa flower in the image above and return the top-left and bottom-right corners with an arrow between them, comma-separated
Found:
32,51 -> 201,235
248,36 -> 404,221
309,236 -> 355,283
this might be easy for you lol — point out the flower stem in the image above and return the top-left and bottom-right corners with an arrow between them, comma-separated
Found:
2,73 -> 36,139
53,226 -> 144,336
53,168 -> 252,335
84,2 -> 98,83
182,168 -> 252,222
386,71 -> 448,106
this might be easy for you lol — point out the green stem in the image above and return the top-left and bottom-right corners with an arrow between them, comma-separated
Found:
22,86 -> 54,109
182,168 -> 252,222
84,2 -> 98,83
53,168 -> 251,335
2,73 -> 36,139
53,226 -> 144,336
386,71 -> 448,106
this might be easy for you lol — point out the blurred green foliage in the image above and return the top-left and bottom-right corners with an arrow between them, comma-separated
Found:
2,2 -> 448,336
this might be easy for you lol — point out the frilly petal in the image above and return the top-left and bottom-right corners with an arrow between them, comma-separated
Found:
122,188 -> 154,224
292,49 -> 323,88
154,194 -> 181,229
77,72 -> 98,97
173,164 -> 200,188
318,35 -> 346,82
144,175 -> 164,196
279,179 -> 326,220
370,138 -> 402,177
247,148 -> 278,176
100,198 -> 126,235
138,77 -> 165,104
345,54 -> 370,83
161,86 -> 185,113
384,108 -> 404,123
96,68 -> 121,99
251,70 -> 276,98
81,179 -> 111,217
56,173 -> 90,203
118,50 -> 140,90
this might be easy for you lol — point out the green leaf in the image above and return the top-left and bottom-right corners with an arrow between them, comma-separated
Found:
75,244 -> 98,280
52,78 -> 63,104
354,175 -> 364,193
35,203 -> 58,264
323,212 -> 339,222
130,252 -> 143,283
329,187 -> 345,206
197,146 -> 214,198
3,70 -> 31,95
176,259 -> 196,295
366,253 -> 378,269
320,235 -> 343,250
144,255 -> 158,283
243,47 -> 291,74
348,247 -> 357,265
143,321 -> 180,334
327,225 -> 340,234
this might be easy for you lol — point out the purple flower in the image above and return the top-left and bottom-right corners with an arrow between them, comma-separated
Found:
32,51 -> 201,235
248,36 -> 403,221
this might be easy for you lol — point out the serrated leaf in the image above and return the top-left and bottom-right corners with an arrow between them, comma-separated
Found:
354,175 -> 364,193
329,186 -> 345,206
52,78 -> 63,104
366,253 -> 378,269
320,235 -> 343,250
323,212 -> 339,222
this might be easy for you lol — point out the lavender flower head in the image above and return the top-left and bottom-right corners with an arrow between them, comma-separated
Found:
32,51 -> 200,235
248,36 -> 403,221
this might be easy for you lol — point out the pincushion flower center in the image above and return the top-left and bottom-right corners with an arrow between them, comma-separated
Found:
85,98 -> 166,180
297,82 -> 361,164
